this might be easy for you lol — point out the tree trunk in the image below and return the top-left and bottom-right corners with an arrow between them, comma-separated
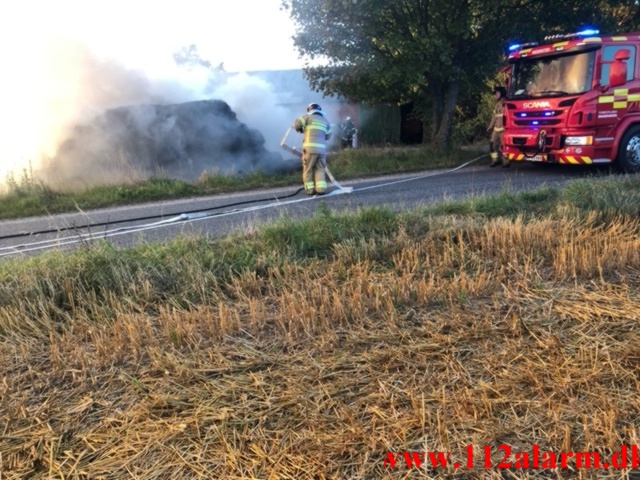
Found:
425,78 -> 460,146
434,79 -> 459,146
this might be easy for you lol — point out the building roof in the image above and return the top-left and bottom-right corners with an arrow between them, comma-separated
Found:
244,69 -> 340,106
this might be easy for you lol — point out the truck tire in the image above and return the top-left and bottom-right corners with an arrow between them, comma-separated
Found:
617,126 -> 640,173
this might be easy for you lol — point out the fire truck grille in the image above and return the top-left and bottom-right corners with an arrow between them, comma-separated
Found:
515,110 -> 562,118
513,119 -> 562,126
512,136 -> 554,147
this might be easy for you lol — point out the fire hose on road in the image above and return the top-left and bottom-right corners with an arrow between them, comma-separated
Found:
0,143 -> 487,258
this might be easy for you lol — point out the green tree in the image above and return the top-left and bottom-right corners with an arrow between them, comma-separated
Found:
284,0 -> 500,145
283,0 -> 640,146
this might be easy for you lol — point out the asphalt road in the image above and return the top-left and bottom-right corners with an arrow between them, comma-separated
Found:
0,161 -> 610,258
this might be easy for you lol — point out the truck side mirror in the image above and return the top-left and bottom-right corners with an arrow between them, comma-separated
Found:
605,48 -> 631,88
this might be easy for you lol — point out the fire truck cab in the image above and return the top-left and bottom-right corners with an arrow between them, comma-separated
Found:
503,29 -> 640,172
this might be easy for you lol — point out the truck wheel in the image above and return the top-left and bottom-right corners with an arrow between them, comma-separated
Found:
617,126 -> 640,173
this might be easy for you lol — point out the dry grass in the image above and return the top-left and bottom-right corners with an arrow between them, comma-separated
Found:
2,212 -> 640,479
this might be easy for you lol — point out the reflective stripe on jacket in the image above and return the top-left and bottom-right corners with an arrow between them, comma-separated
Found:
489,99 -> 505,132
293,113 -> 332,154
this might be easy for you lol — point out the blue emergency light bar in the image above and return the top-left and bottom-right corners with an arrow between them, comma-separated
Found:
508,41 -> 539,53
576,28 -> 600,37
544,28 -> 600,42
509,28 -> 599,54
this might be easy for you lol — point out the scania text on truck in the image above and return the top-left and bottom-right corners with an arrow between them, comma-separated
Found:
502,29 -> 640,173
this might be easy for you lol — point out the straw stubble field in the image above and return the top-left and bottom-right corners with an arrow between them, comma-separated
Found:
1,210 -> 640,479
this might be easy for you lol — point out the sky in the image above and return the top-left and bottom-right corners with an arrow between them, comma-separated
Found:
0,0 -> 308,186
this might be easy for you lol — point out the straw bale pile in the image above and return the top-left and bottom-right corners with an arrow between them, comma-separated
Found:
40,100 -> 284,187
1,214 -> 640,479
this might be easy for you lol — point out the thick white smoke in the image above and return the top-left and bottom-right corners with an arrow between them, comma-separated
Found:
0,37 -> 299,191
211,73 -> 296,154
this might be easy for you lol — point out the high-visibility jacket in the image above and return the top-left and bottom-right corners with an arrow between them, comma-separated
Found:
488,99 -> 505,133
293,112 -> 332,154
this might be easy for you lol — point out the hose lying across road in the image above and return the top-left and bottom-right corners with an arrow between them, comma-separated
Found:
0,154 -> 487,258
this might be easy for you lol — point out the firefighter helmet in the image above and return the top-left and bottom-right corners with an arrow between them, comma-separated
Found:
307,103 -> 322,112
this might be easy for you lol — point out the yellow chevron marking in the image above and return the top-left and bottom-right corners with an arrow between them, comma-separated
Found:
562,156 -> 592,164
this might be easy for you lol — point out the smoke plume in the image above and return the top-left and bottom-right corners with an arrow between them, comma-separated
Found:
0,37 -> 299,191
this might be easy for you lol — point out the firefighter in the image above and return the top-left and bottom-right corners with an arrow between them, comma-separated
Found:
292,103 -> 332,195
487,85 -> 509,168
339,116 -> 357,148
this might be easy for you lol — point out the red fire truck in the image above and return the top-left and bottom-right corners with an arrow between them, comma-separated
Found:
502,29 -> 640,172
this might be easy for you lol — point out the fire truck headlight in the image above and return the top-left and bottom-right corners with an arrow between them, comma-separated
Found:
564,136 -> 593,146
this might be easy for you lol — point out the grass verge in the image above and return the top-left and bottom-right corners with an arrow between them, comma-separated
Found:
0,146 -> 485,220
1,173 -> 640,479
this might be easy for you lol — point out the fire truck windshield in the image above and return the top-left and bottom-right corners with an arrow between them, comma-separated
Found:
509,50 -> 595,98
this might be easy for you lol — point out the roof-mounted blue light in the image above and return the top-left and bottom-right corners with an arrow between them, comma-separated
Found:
545,29 -> 601,42
508,41 -> 539,53
576,28 -> 600,37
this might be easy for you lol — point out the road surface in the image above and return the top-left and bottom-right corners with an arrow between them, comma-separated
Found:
0,162 -> 609,258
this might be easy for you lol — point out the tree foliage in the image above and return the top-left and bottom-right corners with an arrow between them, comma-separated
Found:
283,0 -> 640,146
